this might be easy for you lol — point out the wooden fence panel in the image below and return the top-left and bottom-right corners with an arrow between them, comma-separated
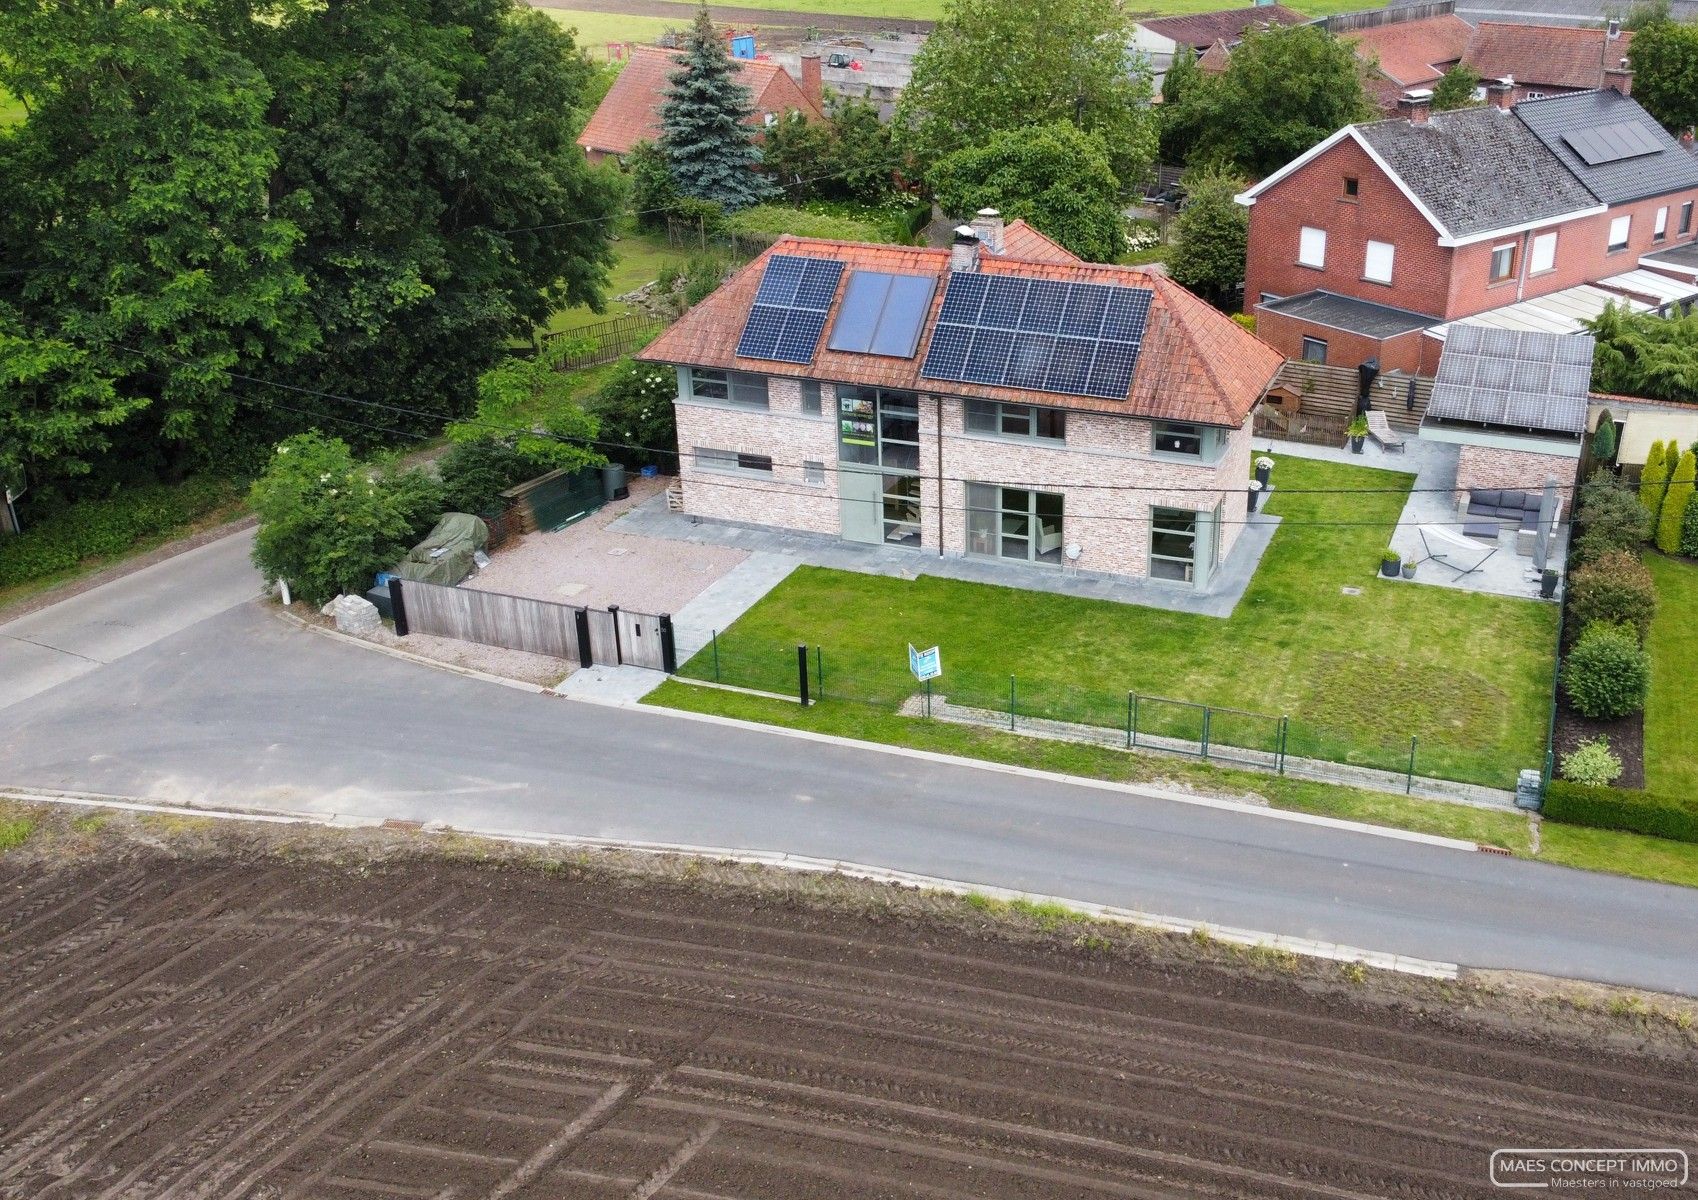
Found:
397,579 -> 579,662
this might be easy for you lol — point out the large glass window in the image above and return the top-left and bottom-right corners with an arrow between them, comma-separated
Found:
883,474 -> 921,546
694,447 -> 773,476
965,484 -> 1064,565
1150,507 -> 1198,582
838,387 -> 919,469
1152,421 -> 1204,458
689,368 -> 768,408
965,399 -> 1066,442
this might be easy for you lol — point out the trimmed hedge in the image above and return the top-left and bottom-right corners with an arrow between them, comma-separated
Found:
0,478 -> 239,590
1543,780 -> 1698,845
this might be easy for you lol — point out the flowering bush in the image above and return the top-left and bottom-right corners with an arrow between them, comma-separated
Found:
1560,737 -> 1624,787
250,432 -> 443,606
592,360 -> 679,470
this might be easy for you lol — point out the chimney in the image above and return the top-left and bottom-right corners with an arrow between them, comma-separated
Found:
1488,75 -> 1515,110
799,52 -> 823,109
1604,58 -> 1633,97
950,226 -> 980,273
1681,129 -> 1696,150
1607,17 -> 1621,38
970,207 -> 1005,255
1398,88 -> 1433,126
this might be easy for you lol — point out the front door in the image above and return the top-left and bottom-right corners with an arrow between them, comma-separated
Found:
839,469 -> 883,545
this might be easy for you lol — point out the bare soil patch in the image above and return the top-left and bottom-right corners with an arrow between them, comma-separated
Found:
0,805 -> 1693,1199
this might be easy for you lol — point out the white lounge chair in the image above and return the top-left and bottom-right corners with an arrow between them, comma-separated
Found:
1416,524 -> 1499,579
1365,410 -> 1406,453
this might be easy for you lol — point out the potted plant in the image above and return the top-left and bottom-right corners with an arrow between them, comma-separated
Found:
1401,558 -> 1417,580
1254,455 -> 1275,488
1380,548 -> 1401,578
1347,414 -> 1369,454
1247,479 -> 1263,512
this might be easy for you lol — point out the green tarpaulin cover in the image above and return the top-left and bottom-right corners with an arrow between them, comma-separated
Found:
393,512 -> 489,586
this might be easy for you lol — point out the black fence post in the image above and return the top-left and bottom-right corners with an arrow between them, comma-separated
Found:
797,643 -> 810,707
814,645 -> 824,700
1126,692 -> 1134,749
574,608 -> 593,670
1009,676 -> 1016,732
711,630 -> 721,682
1406,736 -> 1418,795
658,613 -> 677,674
607,604 -> 623,664
388,578 -> 409,637
1201,707 -> 1212,760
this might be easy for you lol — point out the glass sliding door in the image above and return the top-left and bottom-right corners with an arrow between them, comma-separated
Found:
965,484 -> 1064,565
1150,507 -> 1198,582
883,474 -> 921,547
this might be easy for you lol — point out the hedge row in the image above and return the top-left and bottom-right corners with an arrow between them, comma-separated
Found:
1543,780 -> 1698,845
0,478 -> 239,590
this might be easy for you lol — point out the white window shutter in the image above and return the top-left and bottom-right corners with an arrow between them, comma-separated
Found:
1530,232 -> 1557,273
1364,240 -> 1394,283
1299,226 -> 1327,268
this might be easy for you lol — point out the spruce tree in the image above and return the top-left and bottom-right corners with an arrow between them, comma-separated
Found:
1591,410 -> 1616,464
1657,450 -> 1695,554
659,7 -> 778,211
1640,440 -> 1669,525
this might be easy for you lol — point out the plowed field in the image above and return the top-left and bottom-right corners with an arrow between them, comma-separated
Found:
1,856 -> 1693,1199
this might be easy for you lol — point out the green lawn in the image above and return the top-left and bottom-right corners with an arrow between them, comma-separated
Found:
539,9 -> 692,55
669,455 -> 1557,787
0,85 -> 24,127
540,231 -> 693,338
1644,553 -> 1698,796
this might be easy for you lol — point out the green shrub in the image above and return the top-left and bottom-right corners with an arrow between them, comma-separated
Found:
724,203 -> 883,242
1566,550 -> 1656,641
1591,410 -> 1616,463
1655,449 -> 1694,554
1561,620 -> 1650,718
0,477 -> 238,590
1543,781 -> 1698,844
591,360 -> 679,470
436,439 -> 548,517
681,254 -> 730,307
1639,439 -> 1669,520
1571,468 -> 1650,567
249,432 -> 444,607
1683,490 -> 1698,557
1559,736 -> 1623,786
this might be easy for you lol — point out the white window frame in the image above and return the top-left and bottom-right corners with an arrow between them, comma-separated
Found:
694,446 -> 774,477
1608,214 -> 1632,253
687,367 -> 769,409
1681,201 -> 1694,236
1489,242 -> 1516,284
802,459 -> 826,485
1530,231 -> 1557,274
1298,226 -> 1327,269
1654,206 -> 1669,241
1363,240 -> 1395,284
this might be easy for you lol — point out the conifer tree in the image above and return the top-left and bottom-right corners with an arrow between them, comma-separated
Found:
1656,449 -> 1695,554
659,7 -> 778,211
1640,439 -> 1669,525
1591,410 -> 1616,463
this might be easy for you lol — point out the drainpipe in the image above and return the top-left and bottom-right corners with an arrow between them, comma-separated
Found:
935,394 -> 945,556
1514,228 -> 1534,302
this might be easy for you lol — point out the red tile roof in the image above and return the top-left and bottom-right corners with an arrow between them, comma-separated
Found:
638,237 -> 1282,427
1345,14 -> 1472,87
1137,5 -> 1308,49
1464,23 -> 1635,92
999,219 -> 1082,265
1197,38 -> 1234,75
577,45 -> 823,158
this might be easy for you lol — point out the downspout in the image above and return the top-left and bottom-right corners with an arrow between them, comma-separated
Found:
1514,228 -> 1533,302
935,394 -> 945,557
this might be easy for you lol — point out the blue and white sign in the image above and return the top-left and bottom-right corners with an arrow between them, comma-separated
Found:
908,644 -> 942,682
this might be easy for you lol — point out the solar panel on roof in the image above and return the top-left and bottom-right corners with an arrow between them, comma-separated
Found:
736,254 -> 845,364
1426,323 -> 1592,434
919,274 -> 1155,401
826,270 -> 938,359
1562,120 -> 1663,166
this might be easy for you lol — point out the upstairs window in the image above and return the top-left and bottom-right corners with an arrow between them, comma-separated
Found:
800,379 -> 822,415
1363,240 -> 1395,284
1681,202 -> 1693,236
1654,206 -> 1669,241
1298,226 -> 1327,268
1489,243 -> 1516,283
1608,215 -> 1632,252
1343,176 -> 1359,199
689,368 -> 769,408
1530,231 -> 1558,274
965,399 -> 1066,442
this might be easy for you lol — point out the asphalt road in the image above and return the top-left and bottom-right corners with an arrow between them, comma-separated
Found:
2,532 -> 1697,993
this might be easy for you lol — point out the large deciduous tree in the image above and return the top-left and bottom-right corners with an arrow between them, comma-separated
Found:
659,6 -> 777,211
1166,170 -> 1250,306
1166,24 -> 1375,177
1430,63 -> 1482,111
0,0 -> 314,495
1628,18 -> 1698,133
894,0 -> 1157,193
931,123 -> 1127,262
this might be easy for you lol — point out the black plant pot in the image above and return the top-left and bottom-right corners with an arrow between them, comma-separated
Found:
1350,435 -> 1366,454
1381,559 -> 1400,578
1247,487 -> 1261,513
1541,568 -> 1559,599
1255,464 -> 1272,487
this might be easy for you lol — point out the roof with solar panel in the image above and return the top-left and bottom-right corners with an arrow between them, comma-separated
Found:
639,231 -> 1283,427
1426,325 -> 1594,435
1514,88 -> 1698,206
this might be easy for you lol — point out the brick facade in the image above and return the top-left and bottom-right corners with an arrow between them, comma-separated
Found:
674,375 -> 1252,584
1454,441 -> 1579,502
1243,128 -> 1698,371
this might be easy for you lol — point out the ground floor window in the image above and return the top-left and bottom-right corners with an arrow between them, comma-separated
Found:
1301,336 -> 1328,364
965,484 -> 1064,565
695,447 -> 773,477
1150,507 -> 1198,582
883,474 -> 920,546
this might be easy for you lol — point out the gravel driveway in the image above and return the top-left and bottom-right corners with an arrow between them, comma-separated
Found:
467,475 -> 747,617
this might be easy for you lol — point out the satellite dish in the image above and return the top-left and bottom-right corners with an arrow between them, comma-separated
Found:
1064,543 -> 1082,561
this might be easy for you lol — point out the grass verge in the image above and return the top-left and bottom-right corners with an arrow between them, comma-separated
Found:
1643,553 -> 1697,797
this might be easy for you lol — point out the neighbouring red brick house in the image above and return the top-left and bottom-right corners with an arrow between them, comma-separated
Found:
577,44 -> 825,164
1238,83 -> 1698,374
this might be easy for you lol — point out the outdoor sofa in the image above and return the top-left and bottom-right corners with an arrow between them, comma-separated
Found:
1455,488 -> 1562,551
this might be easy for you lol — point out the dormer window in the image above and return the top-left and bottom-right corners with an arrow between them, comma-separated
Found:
1343,176 -> 1359,199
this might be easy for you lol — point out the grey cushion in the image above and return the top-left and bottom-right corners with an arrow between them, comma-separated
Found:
1501,490 -> 1531,510
1468,502 -> 1496,518
1473,489 -> 1502,508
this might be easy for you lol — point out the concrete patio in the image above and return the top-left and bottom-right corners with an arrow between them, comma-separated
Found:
1256,434 -> 1565,603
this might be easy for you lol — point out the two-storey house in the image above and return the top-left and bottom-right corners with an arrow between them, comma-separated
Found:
636,216 -> 1282,588
1238,82 -> 1698,374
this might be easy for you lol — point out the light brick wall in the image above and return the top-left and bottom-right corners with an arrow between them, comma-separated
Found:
1455,442 -> 1577,502
674,376 -> 839,534
672,380 -> 1252,582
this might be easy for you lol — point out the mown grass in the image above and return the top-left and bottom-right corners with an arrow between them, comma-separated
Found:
1643,553 -> 1698,797
563,0 -> 1369,21
540,231 -> 695,338
539,9 -> 692,55
674,455 -> 1556,788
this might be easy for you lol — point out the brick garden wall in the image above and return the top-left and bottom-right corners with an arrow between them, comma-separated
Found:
1455,442 -> 1580,503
